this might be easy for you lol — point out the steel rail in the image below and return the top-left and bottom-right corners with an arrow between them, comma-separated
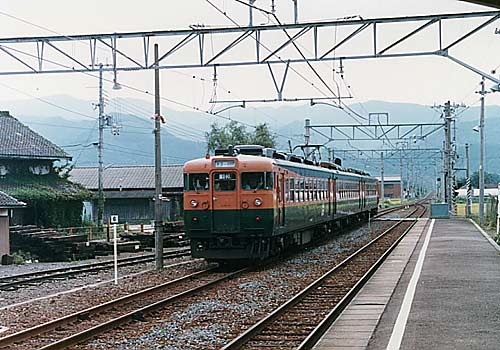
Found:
0,248 -> 190,290
298,204 -> 426,349
36,267 -> 248,350
222,203 -> 426,350
0,265 -> 231,348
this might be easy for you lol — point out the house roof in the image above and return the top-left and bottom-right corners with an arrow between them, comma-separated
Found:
0,191 -> 26,208
0,111 -> 71,160
70,165 -> 184,190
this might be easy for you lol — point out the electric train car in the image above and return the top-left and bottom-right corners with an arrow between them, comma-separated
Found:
183,145 -> 379,261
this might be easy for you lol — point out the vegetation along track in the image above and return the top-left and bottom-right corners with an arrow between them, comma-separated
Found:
222,203 -> 427,350
0,265 -> 248,349
0,248 -> 191,291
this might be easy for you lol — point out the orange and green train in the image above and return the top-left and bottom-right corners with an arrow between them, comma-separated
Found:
183,146 -> 379,262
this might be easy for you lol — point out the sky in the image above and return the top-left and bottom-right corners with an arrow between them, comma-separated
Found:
0,0 -> 499,118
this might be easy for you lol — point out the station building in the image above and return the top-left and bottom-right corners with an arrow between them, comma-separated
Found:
376,176 -> 402,199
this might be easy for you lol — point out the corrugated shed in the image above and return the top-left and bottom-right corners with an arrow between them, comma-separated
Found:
0,111 -> 70,160
70,165 -> 184,190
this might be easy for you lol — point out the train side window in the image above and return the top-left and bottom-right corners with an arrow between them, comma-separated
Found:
290,177 -> 295,202
184,173 -> 209,191
285,178 -> 290,202
241,172 -> 273,190
214,172 -> 236,191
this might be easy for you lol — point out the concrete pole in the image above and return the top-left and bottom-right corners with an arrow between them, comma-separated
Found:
154,44 -> 164,270
466,143 -> 471,218
444,101 -> 453,214
380,152 -> 385,208
479,78 -> 486,225
97,64 -> 105,234
400,150 -> 404,203
304,118 -> 310,160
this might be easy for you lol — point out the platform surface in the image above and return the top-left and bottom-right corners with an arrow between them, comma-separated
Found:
313,217 -> 500,350
383,218 -> 500,350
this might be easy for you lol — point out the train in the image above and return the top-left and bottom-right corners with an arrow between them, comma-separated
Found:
183,145 -> 379,262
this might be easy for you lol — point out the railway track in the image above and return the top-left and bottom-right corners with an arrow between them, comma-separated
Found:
0,265 -> 248,350
222,203 -> 427,350
0,248 -> 191,291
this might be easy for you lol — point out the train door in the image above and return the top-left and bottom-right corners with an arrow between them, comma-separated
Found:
358,181 -> 362,209
277,172 -> 285,226
327,178 -> 331,216
333,177 -> 337,215
211,171 -> 240,233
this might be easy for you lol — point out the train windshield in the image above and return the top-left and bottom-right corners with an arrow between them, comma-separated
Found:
184,173 -> 209,191
213,172 -> 237,191
241,172 -> 273,191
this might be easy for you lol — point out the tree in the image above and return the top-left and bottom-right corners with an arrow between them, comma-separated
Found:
205,121 -> 276,152
253,123 -> 277,148
462,171 -> 500,188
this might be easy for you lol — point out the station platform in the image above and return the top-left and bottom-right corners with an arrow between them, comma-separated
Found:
313,217 -> 500,350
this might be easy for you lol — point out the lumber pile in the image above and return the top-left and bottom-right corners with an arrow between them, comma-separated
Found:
9,225 -> 95,262
120,221 -> 189,248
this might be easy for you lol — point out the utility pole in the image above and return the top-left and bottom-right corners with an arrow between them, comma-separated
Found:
380,152 -> 385,208
466,143 -> 471,218
443,101 -> 453,214
154,44 -> 164,270
478,78 -> 486,225
304,118 -> 311,159
400,150 -> 404,203
97,64 -> 105,234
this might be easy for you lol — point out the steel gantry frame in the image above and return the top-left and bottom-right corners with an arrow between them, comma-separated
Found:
307,122 -> 445,142
0,10 -> 498,89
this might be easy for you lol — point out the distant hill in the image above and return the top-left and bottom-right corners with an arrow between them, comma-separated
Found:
2,95 -> 499,177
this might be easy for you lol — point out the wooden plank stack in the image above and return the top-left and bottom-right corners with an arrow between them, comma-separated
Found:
9,225 -> 95,262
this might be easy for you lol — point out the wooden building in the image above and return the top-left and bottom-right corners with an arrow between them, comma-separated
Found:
0,191 -> 25,259
70,165 -> 184,223
0,111 -> 90,227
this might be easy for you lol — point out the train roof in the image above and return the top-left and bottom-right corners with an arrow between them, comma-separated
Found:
184,149 -> 375,181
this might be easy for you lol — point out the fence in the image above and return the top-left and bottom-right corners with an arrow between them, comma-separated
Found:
456,196 -> 498,226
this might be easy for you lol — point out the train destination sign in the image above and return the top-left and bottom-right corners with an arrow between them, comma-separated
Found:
214,160 -> 235,168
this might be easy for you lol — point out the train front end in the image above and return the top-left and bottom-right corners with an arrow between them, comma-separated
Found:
183,153 -> 275,262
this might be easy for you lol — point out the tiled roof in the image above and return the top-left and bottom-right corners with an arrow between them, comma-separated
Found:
0,191 -> 25,208
0,111 -> 71,160
70,165 -> 184,190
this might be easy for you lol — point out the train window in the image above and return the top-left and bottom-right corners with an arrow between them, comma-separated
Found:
184,173 -> 209,191
285,178 -> 290,202
290,177 -> 295,202
214,172 -> 237,191
241,172 -> 273,190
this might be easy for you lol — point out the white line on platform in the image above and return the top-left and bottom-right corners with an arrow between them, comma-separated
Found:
469,219 -> 500,252
386,218 -> 435,350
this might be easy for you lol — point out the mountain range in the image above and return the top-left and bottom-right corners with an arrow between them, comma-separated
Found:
1,95 -> 499,178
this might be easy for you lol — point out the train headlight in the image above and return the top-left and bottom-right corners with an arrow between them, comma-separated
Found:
254,198 -> 262,206
190,200 -> 198,207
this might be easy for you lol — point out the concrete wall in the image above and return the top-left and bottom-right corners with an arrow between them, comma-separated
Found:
0,209 -> 9,257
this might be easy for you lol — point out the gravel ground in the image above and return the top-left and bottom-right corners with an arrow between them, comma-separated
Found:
73,220 -> 401,350
0,205 -> 425,349
0,258 -> 208,335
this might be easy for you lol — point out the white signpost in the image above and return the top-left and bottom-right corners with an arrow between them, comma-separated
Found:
110,215 -> 119,285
